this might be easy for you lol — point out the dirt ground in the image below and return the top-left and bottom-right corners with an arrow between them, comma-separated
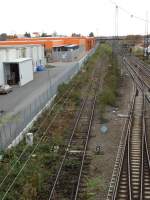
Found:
87,70 -> 133,199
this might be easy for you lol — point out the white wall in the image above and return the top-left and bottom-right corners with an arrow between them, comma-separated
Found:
32,46 -> 37,67
31,46 -> 45,67
37,46 -> 44,64
7,49 -> 17,60
0,63 -> 4,85
19,59 -> 33,86
0,45 -> 45,64
0,45 -> 45,85
0,49 -> 7,61
26,47 -> 32,58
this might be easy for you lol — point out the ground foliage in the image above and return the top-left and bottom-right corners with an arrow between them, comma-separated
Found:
0,45 -> 103,200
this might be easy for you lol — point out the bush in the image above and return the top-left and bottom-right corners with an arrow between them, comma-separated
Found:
98,44 -> 120,116
57,83 -> 68,95
100,88 -> 116,106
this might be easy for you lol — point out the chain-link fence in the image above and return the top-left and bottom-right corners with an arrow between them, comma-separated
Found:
51,46 -> 85,62
0,46 -> 98,150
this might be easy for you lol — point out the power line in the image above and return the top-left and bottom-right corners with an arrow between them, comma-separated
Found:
108,0 -> 150,23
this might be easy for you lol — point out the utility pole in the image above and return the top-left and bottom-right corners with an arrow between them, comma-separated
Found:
144,11 -> 149,59
115,5 -> 119,39
113,5 -> 119,57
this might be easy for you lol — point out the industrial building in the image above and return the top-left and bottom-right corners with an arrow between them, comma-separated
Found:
0,37 -> 95,85
0,37 -> 95,62
0,44 -> 45,86
12,36 -> 95,51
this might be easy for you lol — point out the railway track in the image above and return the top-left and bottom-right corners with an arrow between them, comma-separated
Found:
117,91 -> 143,200
128,93 -> 143,200
106,84 -> 136,200
128,56 -> 150,87
107,48 -> 150,200
132,56 -> 150,75
142,135 -> 150,200
107,89 -> 150,200
123,57 -> 147,89
48,65 -> 101,200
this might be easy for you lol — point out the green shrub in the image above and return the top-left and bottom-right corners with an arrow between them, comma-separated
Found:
57,83 -> 68,95
98,44 -> 120,114
100,88 -> 116,106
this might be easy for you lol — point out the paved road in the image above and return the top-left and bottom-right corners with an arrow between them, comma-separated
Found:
0,62 -> 76,115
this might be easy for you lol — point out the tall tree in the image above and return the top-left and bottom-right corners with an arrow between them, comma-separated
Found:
41,32 -> 47,37
0,33 -> 7,40
71,33 -> 81,37
24,32 -> 31,38
89,32 -> 94,37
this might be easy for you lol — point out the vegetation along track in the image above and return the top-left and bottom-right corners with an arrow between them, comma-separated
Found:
48,61 -> 102,200
0,45 -> 105,200
0,72 -> 80,197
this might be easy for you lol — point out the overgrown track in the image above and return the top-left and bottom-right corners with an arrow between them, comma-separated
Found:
48,65 -> 101,200
0,78 -> 83,197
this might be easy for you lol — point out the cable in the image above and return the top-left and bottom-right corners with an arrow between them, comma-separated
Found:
108,0 -> 150,23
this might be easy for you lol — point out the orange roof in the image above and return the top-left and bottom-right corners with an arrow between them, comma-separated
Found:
0,37 -> 96,51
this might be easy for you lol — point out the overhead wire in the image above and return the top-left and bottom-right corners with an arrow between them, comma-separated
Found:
108,0 -> 150,23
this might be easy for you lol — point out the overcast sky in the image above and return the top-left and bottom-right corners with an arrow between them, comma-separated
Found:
1,0 -> 150,36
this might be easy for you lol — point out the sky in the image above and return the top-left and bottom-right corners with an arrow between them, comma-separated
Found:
1,0 -> 150,36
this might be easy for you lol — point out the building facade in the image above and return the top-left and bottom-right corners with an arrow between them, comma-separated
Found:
0,44 -> 45,86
